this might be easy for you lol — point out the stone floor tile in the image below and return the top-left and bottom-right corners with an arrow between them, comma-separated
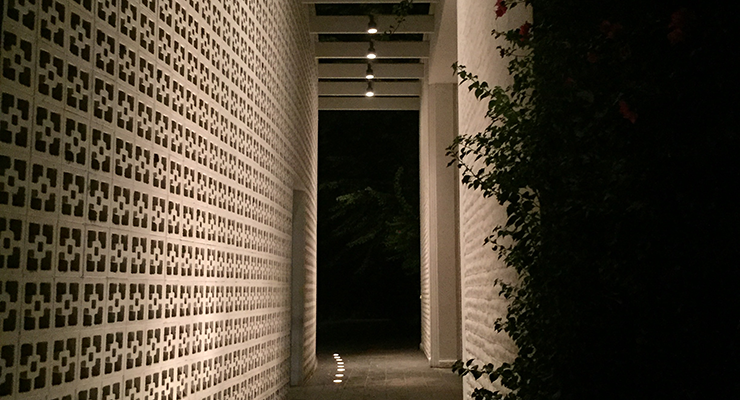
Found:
288,349 -> 462,400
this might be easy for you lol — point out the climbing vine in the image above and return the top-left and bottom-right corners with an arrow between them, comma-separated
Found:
449,1 -> 740,400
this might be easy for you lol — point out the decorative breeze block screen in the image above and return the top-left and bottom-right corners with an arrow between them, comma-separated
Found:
0,0 -> 318,398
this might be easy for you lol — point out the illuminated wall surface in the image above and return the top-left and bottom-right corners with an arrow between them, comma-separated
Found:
457,0 -> 523,394
0,0 -> 318,398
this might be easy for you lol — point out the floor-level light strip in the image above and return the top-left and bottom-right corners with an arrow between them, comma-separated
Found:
333,353 -> 345,383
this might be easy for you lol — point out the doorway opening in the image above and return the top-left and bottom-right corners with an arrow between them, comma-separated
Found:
316,110 -> 421,352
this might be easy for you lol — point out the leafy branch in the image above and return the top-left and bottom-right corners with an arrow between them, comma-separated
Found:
444,1 -> 740,399
386,0 -> 414,35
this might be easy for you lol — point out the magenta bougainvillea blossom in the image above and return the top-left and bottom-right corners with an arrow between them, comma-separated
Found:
599,20 -> 623,39
519,22 -> 532,40
668,8 -> 694,44
495,0 -> 507,17
618,100 -> 638,123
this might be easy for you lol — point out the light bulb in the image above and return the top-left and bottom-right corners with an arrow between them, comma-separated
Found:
367,15 -> 378,34
366,41 -> 376,59
365,64 -> 374,79
365,77 -> 374,96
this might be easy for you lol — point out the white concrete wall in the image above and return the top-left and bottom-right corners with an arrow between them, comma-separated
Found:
0,0 -> 317,398
456,0 -> 528,395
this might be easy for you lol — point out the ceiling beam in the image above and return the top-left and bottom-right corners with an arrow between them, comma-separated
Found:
318,63 -> 424,79
319,81 -> 420,96
316,41 -> 429,58
310,15 -> 434,34
319,97 -> 420,111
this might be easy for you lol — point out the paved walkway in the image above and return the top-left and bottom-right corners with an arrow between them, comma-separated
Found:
288,348 -> 462,400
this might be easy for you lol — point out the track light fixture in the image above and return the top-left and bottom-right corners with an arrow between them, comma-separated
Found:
366,41 -> 376,59
367,15 -> 378,34
365,80 -> 374,97
365,63 -> 374,79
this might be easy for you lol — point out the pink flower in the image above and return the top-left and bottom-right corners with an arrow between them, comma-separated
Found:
619,100 -> 638,123
599,20 -> 623,39
495,0 -> 507,17
586,52 -> 599,64
669,8 -> 693,30
668,8 -> 694,44
667,28 -> 685,44
519,22 -> 532,40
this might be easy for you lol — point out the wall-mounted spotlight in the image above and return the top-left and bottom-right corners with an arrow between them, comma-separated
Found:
366,41 -> 376,59
367,15 -> 378,34
365,80 -> 375,97
365,63 -> 375,79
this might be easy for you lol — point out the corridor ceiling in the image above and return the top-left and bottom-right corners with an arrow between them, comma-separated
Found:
303,1 -> 437,110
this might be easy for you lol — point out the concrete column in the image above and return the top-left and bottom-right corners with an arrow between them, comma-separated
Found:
419,0 -> 461,368
424,82 -> 462,367
291,189 -> 309,385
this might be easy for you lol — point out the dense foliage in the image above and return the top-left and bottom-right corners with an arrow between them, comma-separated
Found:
449,1 -> 740,399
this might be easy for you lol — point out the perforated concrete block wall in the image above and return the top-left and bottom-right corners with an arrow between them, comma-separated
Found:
0,0 -> 318,398
456,0 -> 526,395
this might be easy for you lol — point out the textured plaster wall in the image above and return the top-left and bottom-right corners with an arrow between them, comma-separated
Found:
456,0 -> 528,395
0,0 -> 317,398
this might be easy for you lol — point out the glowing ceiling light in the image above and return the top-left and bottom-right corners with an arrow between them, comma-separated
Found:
367,15 -> 378,34
365,80 -> 375,97
365,63 -> 375,80
366,41 -> 376,59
